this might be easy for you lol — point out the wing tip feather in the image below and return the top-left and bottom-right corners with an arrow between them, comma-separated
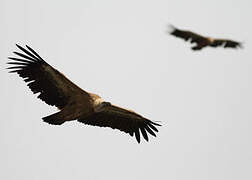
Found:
134,128 -> 141,143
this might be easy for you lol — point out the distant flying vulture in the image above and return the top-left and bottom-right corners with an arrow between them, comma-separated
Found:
168,25 -> 242,50
7,44 -> 161,143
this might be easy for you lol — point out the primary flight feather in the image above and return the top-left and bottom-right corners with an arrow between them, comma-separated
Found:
7,44 -> 161,143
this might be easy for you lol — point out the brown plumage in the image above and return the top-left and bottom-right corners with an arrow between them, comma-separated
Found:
168,25 -> 242,50
7,44 -> 161,143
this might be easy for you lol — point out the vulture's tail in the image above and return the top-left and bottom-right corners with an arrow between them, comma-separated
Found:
42,112 -> 66,125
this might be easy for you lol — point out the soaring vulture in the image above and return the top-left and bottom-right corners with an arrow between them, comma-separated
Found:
7,44 -> 161,143
168,25 -> 242,50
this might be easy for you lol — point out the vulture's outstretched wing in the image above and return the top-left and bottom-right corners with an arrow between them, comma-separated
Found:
78,105 -> 161,143
7,44 -> 91,109
168,24 -> 205,43
210,39 -> 242,48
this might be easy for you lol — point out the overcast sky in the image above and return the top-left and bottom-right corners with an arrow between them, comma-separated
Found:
1,0 -> 251,179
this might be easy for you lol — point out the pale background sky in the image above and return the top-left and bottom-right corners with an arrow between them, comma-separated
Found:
0,0 -> 251,179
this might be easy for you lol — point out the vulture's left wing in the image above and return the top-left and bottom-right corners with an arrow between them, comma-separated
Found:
78,105 -> 161,143
7,44 -> 92,110
168,24 -> 205,43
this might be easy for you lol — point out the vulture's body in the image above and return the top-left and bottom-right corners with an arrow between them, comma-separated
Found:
7,44 -> 161,143
168,25 -> 242,50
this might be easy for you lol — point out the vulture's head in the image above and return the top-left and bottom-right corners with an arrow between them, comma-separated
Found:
94,101 -> 111,112
102,101 -> 112,107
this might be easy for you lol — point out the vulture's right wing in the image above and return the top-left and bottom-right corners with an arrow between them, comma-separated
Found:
211,39 -> 242,48
78,105 -> 161,143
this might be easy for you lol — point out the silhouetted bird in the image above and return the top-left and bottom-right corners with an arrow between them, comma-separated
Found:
168,24 -> 242,50
7,44 -> 161,143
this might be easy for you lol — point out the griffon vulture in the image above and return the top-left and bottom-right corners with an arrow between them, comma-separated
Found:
7,44 -> 161,143
168,25 -> 242,50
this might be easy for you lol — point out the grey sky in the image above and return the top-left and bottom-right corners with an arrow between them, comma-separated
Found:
1,0 -> 251,179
